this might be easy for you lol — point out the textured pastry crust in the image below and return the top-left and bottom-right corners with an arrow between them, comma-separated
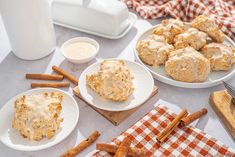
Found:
165,47 -> 210,82
12,92 -> 63,141
174,28 -> 208,50
86,60 -> 134,101
190,15 -> 225,43
201,43 -> 235,71
136,35 -> 174,66
152,19 -> 185,44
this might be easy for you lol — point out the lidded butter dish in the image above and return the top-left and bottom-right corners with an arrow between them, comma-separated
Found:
51,0 -> 137,39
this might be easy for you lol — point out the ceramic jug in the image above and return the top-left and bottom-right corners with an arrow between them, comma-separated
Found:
0,0 -> 56,60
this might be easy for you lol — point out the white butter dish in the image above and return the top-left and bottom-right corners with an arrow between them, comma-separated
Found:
51,0 -> 137,39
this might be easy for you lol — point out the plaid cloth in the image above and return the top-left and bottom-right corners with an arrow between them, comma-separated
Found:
122,0 -> 235,41
93,104 -> 235,156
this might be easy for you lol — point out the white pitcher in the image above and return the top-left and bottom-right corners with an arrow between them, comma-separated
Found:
0,0 -> 56,60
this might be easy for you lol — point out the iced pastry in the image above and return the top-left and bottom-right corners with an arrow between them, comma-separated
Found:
201,43 -> 235,71
190,15 -> 225,43
152,19 -> 185,44
136,35 -> 174,66
12,92 -> 63,141
165,47 -> 210,82
174,28 -> 208,50
86,60 -> 134,101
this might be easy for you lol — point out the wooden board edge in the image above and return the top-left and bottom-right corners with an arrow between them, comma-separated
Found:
111,86 -> 158,125
209,92 -> 235,139
72,86 -> 158,126
72,87 -> 118,125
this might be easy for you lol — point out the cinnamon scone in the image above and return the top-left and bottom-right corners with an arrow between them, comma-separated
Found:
174,28 -> 208,50
12,92 -> 63,141
165,47 -> 210,82
152,19 -> 185,44
201,43 -> 235,71
190,15 -> 225,43
86,60 -> 134,101
136,35 -> 174,66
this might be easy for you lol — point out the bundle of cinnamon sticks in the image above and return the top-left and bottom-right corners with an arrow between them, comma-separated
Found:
156,108 -> 208,143
96,137 -> 147,157
26,66 -> 78,88
95,108 -> 208,157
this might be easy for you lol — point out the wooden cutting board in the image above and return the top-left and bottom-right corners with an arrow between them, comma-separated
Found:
73,86 -> 158,126
210,90 -> 235,139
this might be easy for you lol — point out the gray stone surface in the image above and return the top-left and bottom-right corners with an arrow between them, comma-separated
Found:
0,13 -> 234,157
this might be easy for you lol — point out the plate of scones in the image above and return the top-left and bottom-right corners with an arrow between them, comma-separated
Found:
78,59 -> 154,111
135,15 -> 235,88
0,88 -> 79,151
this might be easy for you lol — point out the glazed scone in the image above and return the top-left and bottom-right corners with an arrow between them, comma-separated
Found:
12,92 -> 63,141
174,28 -> 208,50
152,19 -> 185,44
201,43 -> 235,71
86,60 -> 134,101
136,35 -> 174,66
165,47 -> 210,82
190,15 -> 225,43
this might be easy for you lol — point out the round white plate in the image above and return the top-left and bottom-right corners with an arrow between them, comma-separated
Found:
78,59 -> 154,111
0,88 -> 79,151
134,25 -> 235,88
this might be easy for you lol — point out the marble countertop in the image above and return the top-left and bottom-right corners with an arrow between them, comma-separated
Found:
0,12 -> 235,157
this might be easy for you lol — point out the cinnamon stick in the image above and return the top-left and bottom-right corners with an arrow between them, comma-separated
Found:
180,108 -> 208,126
52,66 -> 78,85
114,137 -> 132,157
96,143 -> 147,157
61,131 -> 100,157
26,73 -> 64,80
31,82 -> 70,88
156,109 -> 188,143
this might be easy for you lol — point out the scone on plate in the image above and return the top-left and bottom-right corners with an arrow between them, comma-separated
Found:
201,43 -> 235,71
152,19 -> 185,44
165,47 -> 210,82
190,15 -> 225,43
174,28 -> 208,50
86,60 -> 134,101
136,35 -> 174,66
12,92 -> 63,141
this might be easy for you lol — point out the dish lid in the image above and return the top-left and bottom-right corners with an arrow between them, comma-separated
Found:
52,0 -> 134,37
54,0 -> 127,15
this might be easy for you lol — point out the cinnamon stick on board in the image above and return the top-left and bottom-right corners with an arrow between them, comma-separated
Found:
114,137 -> 132,157
26,73 -> 64,80
52,66 -> 78,85
156,109 -> 188,143
96,143 -> 147,157
60,131 -> 100,157
31,82 -> 70,88
180,108 -> 208,126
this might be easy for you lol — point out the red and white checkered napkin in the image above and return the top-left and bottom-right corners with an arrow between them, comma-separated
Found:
122,0 -> 235,41
93,104 -> 235,157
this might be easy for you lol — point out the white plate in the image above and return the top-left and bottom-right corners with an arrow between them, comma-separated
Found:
134,25 -> 235,88
78,59 -> 154,111
0,88 -> 79,151
54,12 -> 137,39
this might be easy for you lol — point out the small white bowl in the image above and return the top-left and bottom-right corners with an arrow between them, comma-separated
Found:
61,37 -> 99,64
